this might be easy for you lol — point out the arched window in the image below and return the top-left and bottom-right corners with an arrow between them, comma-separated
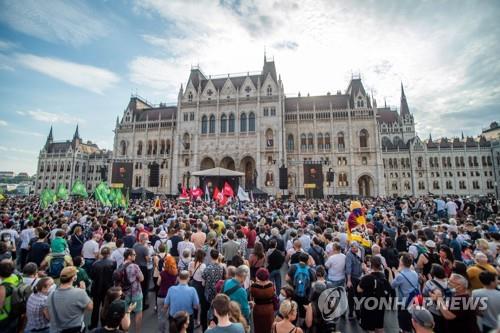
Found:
266,129 -> 274,147
201,115 -> 208,134
359,129 -> 368,148
147,141 -> 152,155
166,140 -> 171,155
220,114 -> 227,133
188,91 -> 193,102
75,162 -> 80,172
265,170 -> 274,186
137,141 -> 143,156
82,163 -> 86,173
248,112 -> 255,132
209,115 -> 216,133
267,85 -> 272,96
240,113 -> 247,132
308,133 -> 314,150
301,134 -> 307,150
228,113 -> 235,132
324,133 -> 331,150
317,133 -> 324,150
183,133 -> 190,150
67,163 -> 71,172
337,132 -> 345,150
160,140 -> 165,154
60,163 -> 64,172
40,163 -> 44,172
153,140 -> 158,155
287,134 -> 294,151
120,140 -> 126,156
53,163 -> 57,172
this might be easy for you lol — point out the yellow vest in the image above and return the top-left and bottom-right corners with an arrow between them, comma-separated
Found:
0,274 -> 21,321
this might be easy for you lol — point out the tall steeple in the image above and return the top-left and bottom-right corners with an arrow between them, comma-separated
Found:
45,126 -> 53,147
400,82 -> 410,116
73,124 -> 80,140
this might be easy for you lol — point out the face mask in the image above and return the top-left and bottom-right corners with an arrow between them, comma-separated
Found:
279,294 -> 286,303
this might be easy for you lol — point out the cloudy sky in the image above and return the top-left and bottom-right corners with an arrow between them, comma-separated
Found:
1,0 -> 499,174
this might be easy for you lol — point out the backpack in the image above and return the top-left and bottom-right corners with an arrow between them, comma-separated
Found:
400,272 -> 421,308
113,262 -> 132,292
414,244 -> 428,262
293,264 -> 311,298
48,253 -> 66,278
2,276 -> 34,317
431,279 -> 453,298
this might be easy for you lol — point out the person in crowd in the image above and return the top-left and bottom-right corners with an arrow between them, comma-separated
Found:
191,223 -> 207,250
47,266 -> 93,332
222,265 -> 250,323
25,277 -> 54,333
188,249 -> 206,329
202,249 -> 225,320
206,294 -> 245,333
432,273 -> 480,333
266,238 -> 285,295
157,252 -> 178,332
357,256 -> 393,333
229,301 -> 250,333
28,229 -> 50,267
69,226 -> 85,259
421,264 -> 449,333
121,248 -> 144,333
222,231 -> 240,267
82,232 -> 101,272
133,233 -> 151,311
110,239 -> 126,267
0,260 -> 22,332
19,221 -> 36,268
272,300 -> 303,333
472,271 -> 500,333
325,242 -> 346,287
164,270 -> 199,333
467,252 -> 497,290
286,252 -> 315,326
89,247 -> 117,330
169,310 -> 190,333
345,241 -> 364,320
391,253 -> 419,333
94,286 -> 134,333
409,306 -> 435,333
248,241 -> 266,280
250,267 -> 275,333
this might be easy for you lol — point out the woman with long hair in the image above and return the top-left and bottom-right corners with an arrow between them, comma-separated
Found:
69,226 -> 85,259
169,311 -> 190,333
229,301 -> 250,332
152,243 -> 167,311
157,253 -> 178,333
100,286 -> 134,332
188,249 -> 206,330
248,242 -> 266,280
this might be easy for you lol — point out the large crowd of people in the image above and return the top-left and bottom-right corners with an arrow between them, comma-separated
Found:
0,194 -> 498,333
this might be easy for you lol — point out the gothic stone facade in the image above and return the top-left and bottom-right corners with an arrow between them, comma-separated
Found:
110,57 -> 496,197
35,126 -> 112,193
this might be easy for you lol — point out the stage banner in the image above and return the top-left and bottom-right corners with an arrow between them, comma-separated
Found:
111,162 -> 133,192
303,162 -> 324,198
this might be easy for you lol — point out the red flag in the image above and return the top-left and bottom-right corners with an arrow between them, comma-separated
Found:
213,187 -> 220,201
192,187 -> 203,198
223,182 -> 234,197
219,194 -> 228,206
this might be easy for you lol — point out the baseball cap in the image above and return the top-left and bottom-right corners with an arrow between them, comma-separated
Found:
409,306 -> 434,329
60,266 -> 78,280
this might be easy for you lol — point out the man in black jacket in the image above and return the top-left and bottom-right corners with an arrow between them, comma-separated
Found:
267,239 -> 285,295
89,247 -> 117,329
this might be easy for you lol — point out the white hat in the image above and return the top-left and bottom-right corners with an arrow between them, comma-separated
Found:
425,240 -> 436,248
158,230 -> 167,238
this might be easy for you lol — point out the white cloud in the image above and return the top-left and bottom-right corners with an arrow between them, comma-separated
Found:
17,109 -> 85,124
8,129 -> 44,137
0,0 -> 109,46
0,119 -> 7,126
132,0 -> 500,137
15,54 -> 119,94
0,145 -> 37,155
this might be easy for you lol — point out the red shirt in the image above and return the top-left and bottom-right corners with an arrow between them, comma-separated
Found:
246,229 -> 256,248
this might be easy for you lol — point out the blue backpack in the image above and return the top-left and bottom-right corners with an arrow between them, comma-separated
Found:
293,263 -> 310,298
48,253 -> 66,278
400,272 -> 421,308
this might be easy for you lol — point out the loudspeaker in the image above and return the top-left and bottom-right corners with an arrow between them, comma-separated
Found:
279,167 -> 288,190
100,166 -> 107,181
149,162 -> 160,187
327,171 -> 334,182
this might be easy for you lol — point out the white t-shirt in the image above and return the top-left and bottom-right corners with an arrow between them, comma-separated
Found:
325,253 -> 346,282
111,247 -> 126,267
446,201 -> 458,216
81,239 -> 99,259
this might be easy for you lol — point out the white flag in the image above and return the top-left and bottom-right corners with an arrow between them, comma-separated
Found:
205,184 -> 210,202
237,186 -> 250,202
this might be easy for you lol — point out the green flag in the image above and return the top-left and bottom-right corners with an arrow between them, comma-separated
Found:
94,182 -> 110,206
56,184 -> 69,200
71,180 -> 88,198
40,189 -> 55,208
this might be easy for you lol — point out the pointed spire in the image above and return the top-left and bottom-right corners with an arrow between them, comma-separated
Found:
73,124 -> 80,140
264,46 -> 267,62
47,125 -> 53,141
429,133 -> 433,142
116,116 -> 119,126
461,131 -> 464,140
400,82 -> 410,116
